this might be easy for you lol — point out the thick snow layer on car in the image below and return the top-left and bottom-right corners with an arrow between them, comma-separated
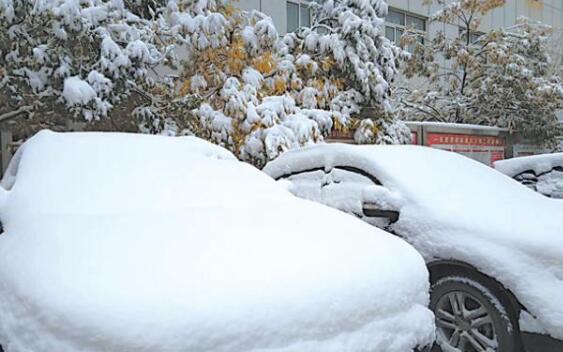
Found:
494,153 -> 563,177
534,170 -> 563,199
264,144 -> 563,340
494,153 -> 563,199
0,131 -> 434,352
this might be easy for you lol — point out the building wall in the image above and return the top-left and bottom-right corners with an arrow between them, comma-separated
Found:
237,0 -> 288,33
236,0 -> 563,35
388,0 -> 563,30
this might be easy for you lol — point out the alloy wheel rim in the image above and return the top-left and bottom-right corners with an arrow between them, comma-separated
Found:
435,291 -> 499,351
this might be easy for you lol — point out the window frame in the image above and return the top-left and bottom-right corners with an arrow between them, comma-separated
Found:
286,0 -> 313,33
385,7 -> 427,49
275,166 -> 382,186
458,26 -> 485,44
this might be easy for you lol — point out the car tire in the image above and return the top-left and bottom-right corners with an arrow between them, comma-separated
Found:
430,275 -> 516,352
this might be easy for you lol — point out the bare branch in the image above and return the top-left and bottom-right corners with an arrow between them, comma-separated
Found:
0,106 -> 33,123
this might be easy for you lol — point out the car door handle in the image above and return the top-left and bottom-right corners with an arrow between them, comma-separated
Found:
362,208 -> 399,223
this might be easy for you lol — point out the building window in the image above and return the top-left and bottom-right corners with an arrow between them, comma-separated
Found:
459,27 -> 484,43
385,8 -> 426,49
287,1 -> 312,32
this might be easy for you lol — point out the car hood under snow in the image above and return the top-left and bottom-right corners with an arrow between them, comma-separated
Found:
264,143 -> 563,340
0,131 -> 434,352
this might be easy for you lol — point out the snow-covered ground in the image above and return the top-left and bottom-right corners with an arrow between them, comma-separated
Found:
264,144 -> 563,341
495,153 -> 563,199
0,131 -> 434,352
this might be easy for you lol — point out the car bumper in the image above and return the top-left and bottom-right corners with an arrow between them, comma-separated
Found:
522,333 -> 563,352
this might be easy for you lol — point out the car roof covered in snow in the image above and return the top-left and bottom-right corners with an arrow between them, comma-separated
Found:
264,143 -> 563,339
264,143 -> 562,257
494,152 -> 563,177
0,131 -> 433,352
0,130 -> 249,213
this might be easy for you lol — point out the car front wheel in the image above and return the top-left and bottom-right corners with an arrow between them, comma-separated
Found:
430,276 -> 516,352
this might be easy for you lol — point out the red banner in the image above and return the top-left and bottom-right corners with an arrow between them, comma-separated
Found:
427,133 -> 506,166
427,134 -> 505,147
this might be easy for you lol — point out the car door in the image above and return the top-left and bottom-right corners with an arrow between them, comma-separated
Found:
284,169 -> 326,203
282,166 -> 401,231
321,167 -> 400,230
535,167 -> 563,199
320,167 -> 375,217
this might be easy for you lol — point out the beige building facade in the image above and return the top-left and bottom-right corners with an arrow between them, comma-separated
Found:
235,0 -> 562,68
236,1 -> 562,34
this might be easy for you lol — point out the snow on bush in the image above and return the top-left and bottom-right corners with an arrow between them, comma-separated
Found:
0,0 -> 169,126
169,0 -> 410,167
0,131 -> 435,352
63,76 -> 97,106
1,0 -> 411,160
168,4 -> 323,167
285,0 -> 412,145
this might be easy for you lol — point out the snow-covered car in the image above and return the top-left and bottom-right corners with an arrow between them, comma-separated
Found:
0,131 -> 434,352
263,144 -> 563,352
494,153 -> 563,199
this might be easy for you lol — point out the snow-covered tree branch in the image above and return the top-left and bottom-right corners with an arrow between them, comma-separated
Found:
294,0 -> 411,145
170,0 -> 411,167
397,0 -> 563,147
0,0 -> 174,132
1,0 -> 412,161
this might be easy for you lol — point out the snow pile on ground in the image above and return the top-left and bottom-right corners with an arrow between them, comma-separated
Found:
0,131 -> 434,352
265,144 -> 563,340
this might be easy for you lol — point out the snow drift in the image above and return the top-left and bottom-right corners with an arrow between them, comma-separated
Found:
0,131 -> 434,352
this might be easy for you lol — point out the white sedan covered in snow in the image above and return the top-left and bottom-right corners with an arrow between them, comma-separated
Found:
0,131 -> 434,352
264,144 -> 563,352
494,153 -> 563,199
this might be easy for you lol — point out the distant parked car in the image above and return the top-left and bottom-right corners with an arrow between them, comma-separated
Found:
494,153 -> 563,199
0,131 -> 434,352
264,144 -> 563,352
